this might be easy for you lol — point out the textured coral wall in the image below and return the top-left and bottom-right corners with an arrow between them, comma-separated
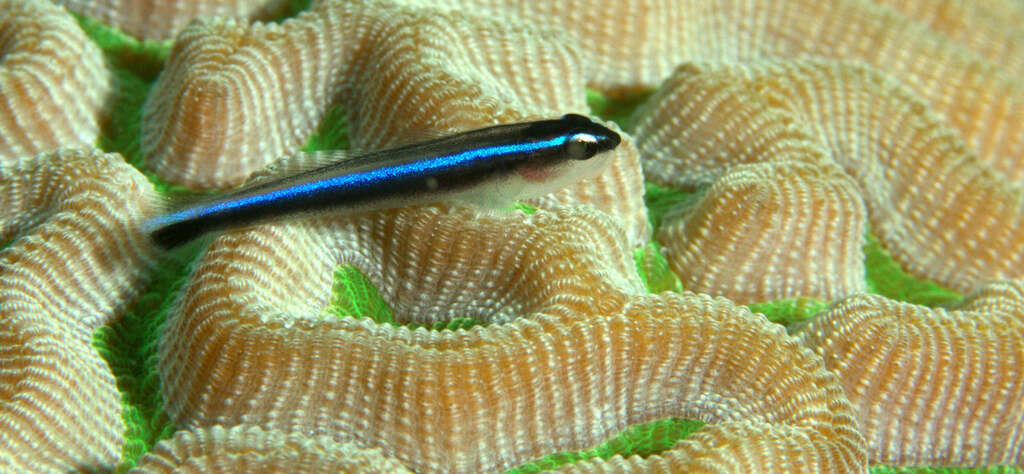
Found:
1,0 -> 1022,472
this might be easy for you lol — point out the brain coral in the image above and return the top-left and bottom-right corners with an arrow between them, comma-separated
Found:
0,0 -> 1022,472
154,202 -> 866,470
0,148 -> 159,471
126,425 -> 412,472
635,59 -> 1024,296
139,0 -> 649,244
0,0 -> 111,160
797,281 -> 1024,466
55,0 -> 292,40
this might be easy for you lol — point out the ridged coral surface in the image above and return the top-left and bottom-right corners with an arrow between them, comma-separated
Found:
56,0 -> 290,40
797,282 -> 1024,466
129,425 -> 412,473
0,148 -> 159,471
139,1 -> 649,248
4,0 -> 1024,472
652,146 -> 867,303
0,0 -> 111,161
142,0 -> 650,239
390,0 -> 1023,178
158,205 -> 865,471
336,4 -> 648,244
635,60 -> 1024,294
140,7 -> 347,188
873,0 -> 1024,78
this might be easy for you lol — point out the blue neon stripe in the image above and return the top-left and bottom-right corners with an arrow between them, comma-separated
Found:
177,135 -> 569,220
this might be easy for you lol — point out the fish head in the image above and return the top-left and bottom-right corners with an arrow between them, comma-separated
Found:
508,114 -> 623,201
558,113 -> 622,160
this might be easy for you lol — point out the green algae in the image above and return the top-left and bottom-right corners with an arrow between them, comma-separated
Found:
326,264 -> 485,331
514,202 -> 540,214
301,103 -> 351,152
272,0 -> 316,21
863,231 -> 962,307
71,14 -> 169,82
326,265 -> 397,325
748,297 -> 830,327
91,239 -> 204,472
642,181 -> 701,236
586,88 -> 655,130
506,418 -> 705,473
429,317 -> 483,331
634,241 -> 683,293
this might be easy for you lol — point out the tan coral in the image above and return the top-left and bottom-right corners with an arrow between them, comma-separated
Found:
390,0 -> 1023,176
0,0 -> 111,161
129,425 -> 412,473
143,0 -> 1024,185
0,148 -> 161,332
634,60 -> 1024,293
956,279 -> 1024,318
141,0 -> 655,193
688,0 -> 1024,175
340,4 -> 590,148
140,4 -> 349,189
0,148 -> 160,471
796,283 -> 1024,466
157,203 -> 866,472
0,318 -> 124,471
339,3 -> 648,243
658,159 -> 866,303
382,0 -> 679,95
141,1 -> 648,245
873,0 -> 1024,78
56,0 -> 290,40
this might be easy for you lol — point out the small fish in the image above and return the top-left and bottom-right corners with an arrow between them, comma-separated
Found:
145,114 -> 621,249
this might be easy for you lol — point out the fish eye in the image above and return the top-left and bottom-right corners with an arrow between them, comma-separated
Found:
565,132 -> 599,160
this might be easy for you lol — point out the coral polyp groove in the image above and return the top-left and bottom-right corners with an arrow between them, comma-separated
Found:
0,0 -> 1021,472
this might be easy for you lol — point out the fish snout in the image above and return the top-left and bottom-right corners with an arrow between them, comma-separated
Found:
559,114 -> 622,160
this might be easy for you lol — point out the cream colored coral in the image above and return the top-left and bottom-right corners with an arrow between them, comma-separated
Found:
56,0 -> 290,40
874,0 -> 1024,78
142,0 -> 649,240
0,148 -> 160,331
45,0 -> 1024,470
797,282 -> 1024,466
658,160 -> 867,303
129,425 -> 413,473
0,148 -> 160,471
339,3 -> 648,243
157,203 -> 866,472
635,60 -> 1024,293
384,0 -> 1022,177
0,0 -> 111,161
140,5 -> 348,188
957,279 -> 1024,318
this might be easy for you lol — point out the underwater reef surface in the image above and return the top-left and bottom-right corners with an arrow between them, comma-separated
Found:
0,0 -> 1022,472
